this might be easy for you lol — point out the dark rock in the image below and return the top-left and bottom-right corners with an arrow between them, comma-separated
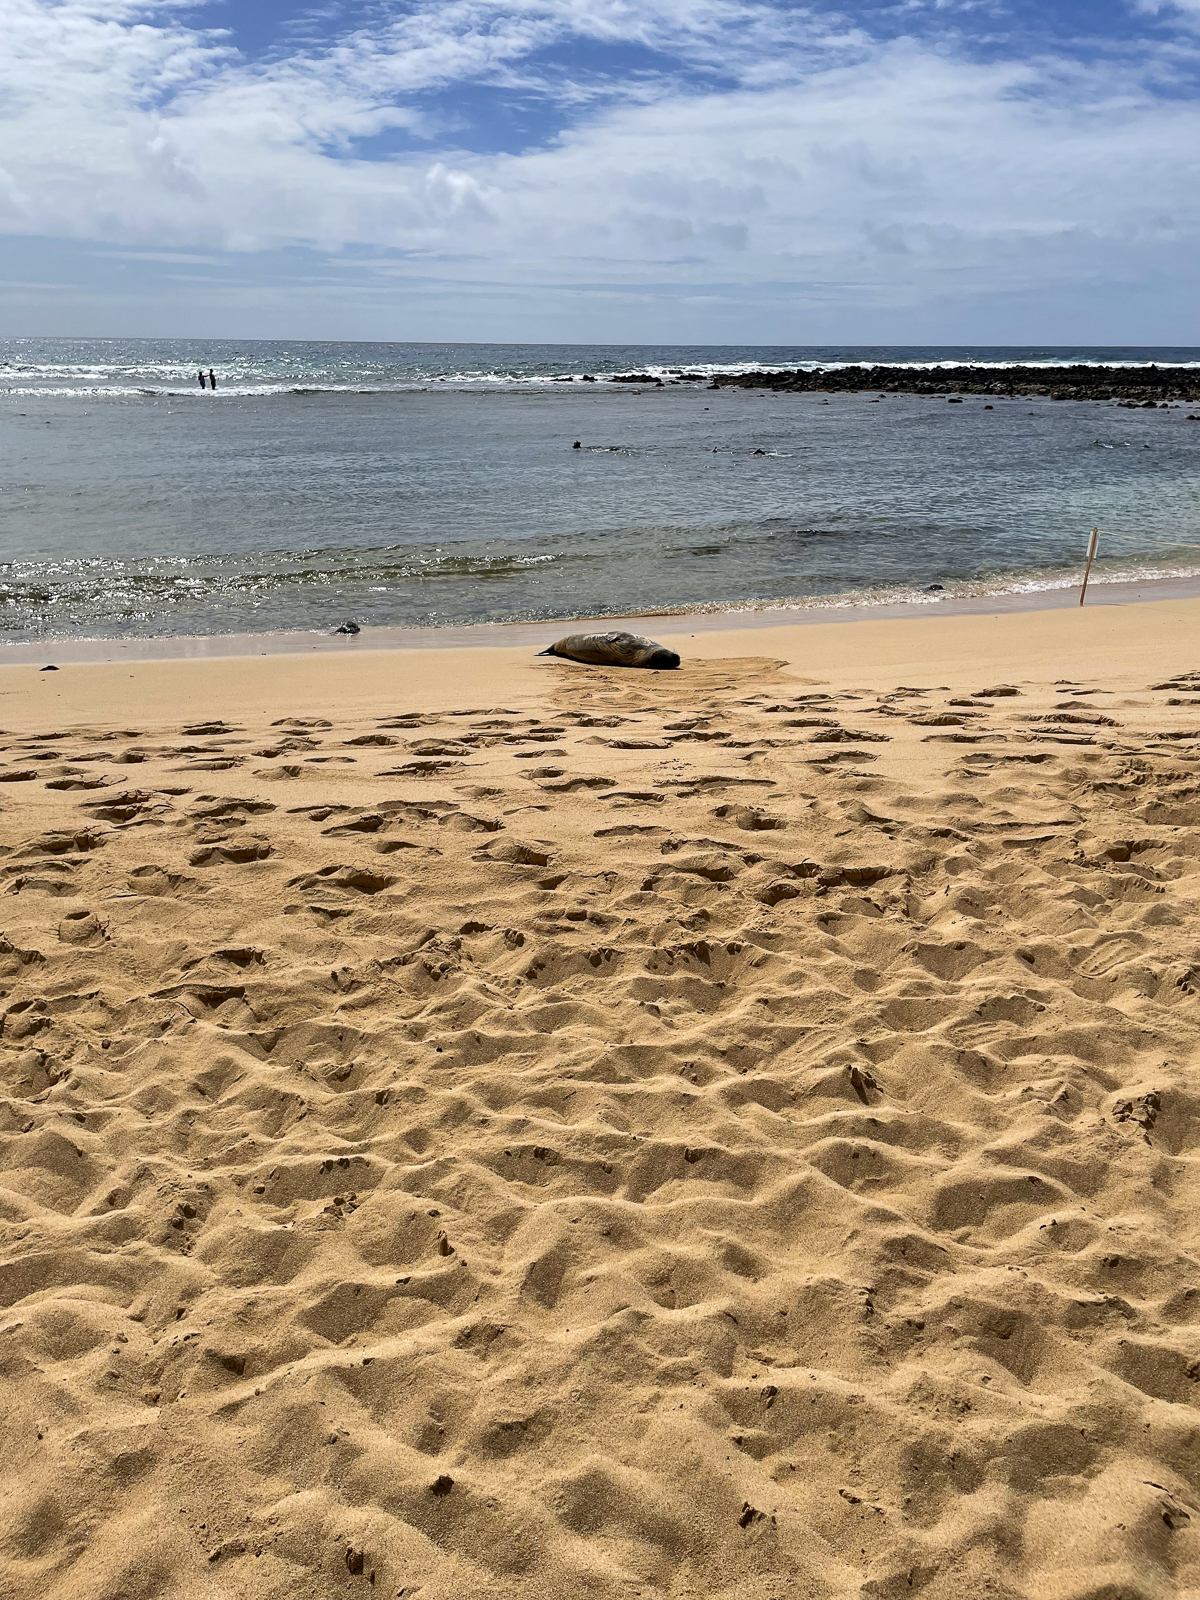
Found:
924,584 -> 944,592
706,363 -> 1200,404
40,665 -> 58,672
572,441 -> 581,449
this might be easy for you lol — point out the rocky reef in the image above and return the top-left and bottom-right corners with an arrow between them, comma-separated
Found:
708,363 -> 1200,405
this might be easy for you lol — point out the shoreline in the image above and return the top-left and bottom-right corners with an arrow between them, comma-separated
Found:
4,567 -> 1200,667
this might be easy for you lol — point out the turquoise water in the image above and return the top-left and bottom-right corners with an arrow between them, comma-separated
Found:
3,339 -> 1200,640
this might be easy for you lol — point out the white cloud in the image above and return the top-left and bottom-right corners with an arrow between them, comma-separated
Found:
1,0 -> 1199,335
1133,0 -> 1200,15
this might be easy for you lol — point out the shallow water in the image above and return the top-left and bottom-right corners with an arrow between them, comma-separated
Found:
3,338 -> 1200,640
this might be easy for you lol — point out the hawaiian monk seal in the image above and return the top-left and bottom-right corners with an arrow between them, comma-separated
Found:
537,630 -> 680,670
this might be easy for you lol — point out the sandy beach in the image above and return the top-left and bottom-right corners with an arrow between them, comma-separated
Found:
4,596 -> 1200,1600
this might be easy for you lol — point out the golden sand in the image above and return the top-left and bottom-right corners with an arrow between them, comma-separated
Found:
4,599 -> 1200,1600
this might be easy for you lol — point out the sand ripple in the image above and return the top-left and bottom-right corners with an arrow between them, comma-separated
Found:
3,655 -> 1200,1599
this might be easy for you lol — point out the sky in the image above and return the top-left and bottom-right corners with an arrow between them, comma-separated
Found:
2,0 -> 1200,342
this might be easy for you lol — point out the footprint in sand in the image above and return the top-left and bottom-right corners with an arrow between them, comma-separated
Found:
6,644 -> 1200,1600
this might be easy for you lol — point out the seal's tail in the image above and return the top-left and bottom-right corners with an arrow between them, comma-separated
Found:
536,646 -> 557,657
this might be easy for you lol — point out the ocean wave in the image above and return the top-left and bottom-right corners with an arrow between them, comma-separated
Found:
7,353 -> 1200,402
4,543 -> 1199,643
654,559 -> 1200,622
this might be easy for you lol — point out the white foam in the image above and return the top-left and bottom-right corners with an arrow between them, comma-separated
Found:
6,352 -> 1200,401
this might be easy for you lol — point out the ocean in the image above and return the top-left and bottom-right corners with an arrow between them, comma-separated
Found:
4,338 -> 1200,643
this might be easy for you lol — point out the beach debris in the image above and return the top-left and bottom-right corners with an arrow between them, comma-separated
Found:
538,631 -> 681,670
40,665 -> 58,672
334,620 -> 361,635
1080,526 -> 1100,606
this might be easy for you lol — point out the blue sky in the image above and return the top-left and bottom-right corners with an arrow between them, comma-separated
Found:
2,0 -> 1200,340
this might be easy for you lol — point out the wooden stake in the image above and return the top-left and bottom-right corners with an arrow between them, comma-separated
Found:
1080,526 -> 1099,607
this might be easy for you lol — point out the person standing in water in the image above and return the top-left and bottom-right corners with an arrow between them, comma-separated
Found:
198,368 -> 206,390
208,368 -> 217,392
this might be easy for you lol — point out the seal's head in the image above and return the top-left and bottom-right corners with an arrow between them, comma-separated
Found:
645,646 -> 681,669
